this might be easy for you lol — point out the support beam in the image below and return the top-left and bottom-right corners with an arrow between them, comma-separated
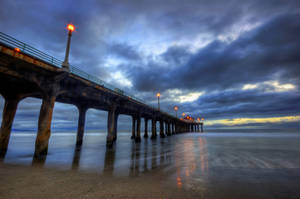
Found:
34,94 -> 56,158
131,116 -> 136,139
0,97 -> 21,156
151,119 -> 156,139
106,105 -> 117,147
135,116 -> 141,142
160,120 -> 165,138
75,106 -> 87,147
144,118 -> 148,138
201,123 -> 204,132
113,113 -> 119,141
173,123 -> 176,134
173,122 -> 177,134
167,122 -> 171,136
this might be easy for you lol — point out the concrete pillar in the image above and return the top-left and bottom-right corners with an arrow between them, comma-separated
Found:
151,119 -> 156,139
34,94 -> 56,158
165,122 -> 168,136
75,106 -> 87,147
173,123 -> 176,134
106,105 -> 117,147
167,122 -> 171,136
144,118 -> 148,138
131,116 -> 136,139
135,116 -> 141,142
113,113 -> 119,141
201,123 -> 204,132
160,120 -> 165,138
0,97 -> 21,155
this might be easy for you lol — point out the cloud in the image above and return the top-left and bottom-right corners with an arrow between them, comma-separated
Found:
130,13 -> 300,93
242,81 -> 296,92
1,0 -> 300,130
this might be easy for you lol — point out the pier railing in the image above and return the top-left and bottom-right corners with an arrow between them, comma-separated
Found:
0,32 -> 176,118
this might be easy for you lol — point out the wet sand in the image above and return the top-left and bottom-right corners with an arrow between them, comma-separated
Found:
0,162 -> 199,199
1,132 -> 300,199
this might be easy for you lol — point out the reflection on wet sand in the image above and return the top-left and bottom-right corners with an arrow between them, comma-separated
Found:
174,136 -> 208,189
56,136 -> 176,177
2,132 -> 300,199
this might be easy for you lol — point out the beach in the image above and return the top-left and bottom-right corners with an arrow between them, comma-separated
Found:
1,132 -> 300,199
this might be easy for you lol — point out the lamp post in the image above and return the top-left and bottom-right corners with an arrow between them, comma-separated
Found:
62,24 -> 75,70
174,106 -> 178,118
156,92 -> 161,110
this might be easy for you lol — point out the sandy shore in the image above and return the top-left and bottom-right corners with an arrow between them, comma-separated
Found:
0,163 -> 199,199
1,133 -> 300,199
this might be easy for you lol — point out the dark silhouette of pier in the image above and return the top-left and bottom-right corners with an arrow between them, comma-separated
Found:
0,32 -> 203,159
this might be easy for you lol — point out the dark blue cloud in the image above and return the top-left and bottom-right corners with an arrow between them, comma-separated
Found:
0,0 -> 300,130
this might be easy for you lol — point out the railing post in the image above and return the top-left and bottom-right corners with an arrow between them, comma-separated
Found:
22,44 -> 26,51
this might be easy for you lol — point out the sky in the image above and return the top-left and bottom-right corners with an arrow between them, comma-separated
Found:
0,0 -> 300,131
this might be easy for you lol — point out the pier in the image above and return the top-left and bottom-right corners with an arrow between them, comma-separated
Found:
0,32 -> 203,158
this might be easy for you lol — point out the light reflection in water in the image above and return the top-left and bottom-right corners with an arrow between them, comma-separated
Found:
174,136 -> 208,189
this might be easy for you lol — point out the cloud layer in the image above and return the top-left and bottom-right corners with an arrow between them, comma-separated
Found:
0,0 -> 300,130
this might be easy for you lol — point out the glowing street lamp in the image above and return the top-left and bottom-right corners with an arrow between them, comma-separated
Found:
174,106 -> 178,118
156,92 -> 161,110
182,113 -> 185,118
62,24 -> 75,70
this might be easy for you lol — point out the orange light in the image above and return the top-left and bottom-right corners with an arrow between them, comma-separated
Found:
67,24 -> 75,32
156,92 -> 161,97
197,118 -> 200,121
14,48 -> 21,52
174,106 -> 178,111
182,113 -> 185,117
202,118 -> 204,121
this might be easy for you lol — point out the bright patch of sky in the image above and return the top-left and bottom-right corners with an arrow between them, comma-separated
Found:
108,71 -> 133,88
242,81 -> 296,92
166,89 -> 204,103
218,20 -> 262,43
205,115 -> 300,126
